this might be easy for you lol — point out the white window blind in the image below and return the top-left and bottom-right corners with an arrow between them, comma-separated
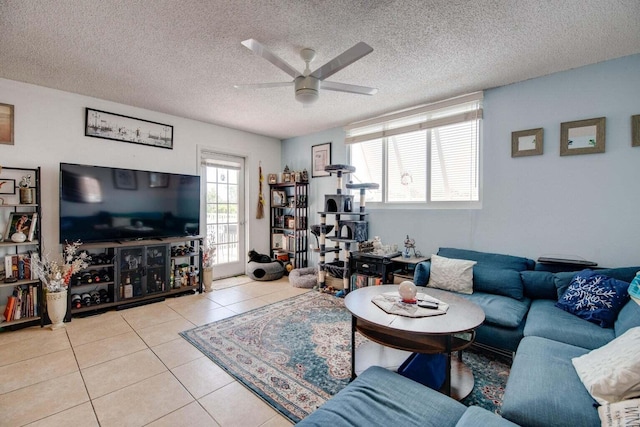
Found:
346,92 -> 482,204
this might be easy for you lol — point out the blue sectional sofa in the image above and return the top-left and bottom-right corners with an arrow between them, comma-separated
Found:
297,366 -> 518,427
296,248 -> 640,426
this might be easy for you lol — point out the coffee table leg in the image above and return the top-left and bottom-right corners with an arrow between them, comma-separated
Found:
351,315 -> 356,381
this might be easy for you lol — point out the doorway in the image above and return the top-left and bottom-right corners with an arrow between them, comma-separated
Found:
201,152 -> 246,278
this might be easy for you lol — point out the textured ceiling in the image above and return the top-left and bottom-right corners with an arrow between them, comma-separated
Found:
1,1 -> 639,140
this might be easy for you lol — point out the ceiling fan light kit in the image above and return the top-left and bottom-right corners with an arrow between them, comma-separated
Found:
237,39 -> 377,105
295,76 -> 320,104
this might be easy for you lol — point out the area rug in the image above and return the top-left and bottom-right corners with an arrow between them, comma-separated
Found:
180,291 -> 511,423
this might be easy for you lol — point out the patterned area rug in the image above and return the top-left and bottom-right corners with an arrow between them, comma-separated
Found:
180,291 -> 511,423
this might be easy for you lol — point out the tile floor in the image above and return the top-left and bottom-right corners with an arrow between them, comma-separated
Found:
0,276 -> 309,426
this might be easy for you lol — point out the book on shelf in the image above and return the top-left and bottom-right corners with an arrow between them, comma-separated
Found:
3,253 -> 36,280
350,273 -> 382,292
2,285 -> 39,322
3,296 -> 16,322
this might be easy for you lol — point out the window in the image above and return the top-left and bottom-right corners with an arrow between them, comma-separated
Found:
346,92 -> 482,205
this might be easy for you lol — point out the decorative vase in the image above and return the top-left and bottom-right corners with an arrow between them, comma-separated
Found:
11,231 -> 27,243
19,187 -> 33,204
203,267 -> 214,292
46,289 -> 68,330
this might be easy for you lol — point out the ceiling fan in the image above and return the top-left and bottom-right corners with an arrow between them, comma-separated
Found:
234,39 -> 378,105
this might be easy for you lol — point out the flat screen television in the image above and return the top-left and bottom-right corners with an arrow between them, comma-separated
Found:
60,163 -> 200,243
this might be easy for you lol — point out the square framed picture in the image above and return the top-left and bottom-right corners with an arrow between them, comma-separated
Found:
267,174 -> 277,184
560,117 -> 606,156
5,212 -> 38,241
113,169 -> 137,190
312,142 -> 331,177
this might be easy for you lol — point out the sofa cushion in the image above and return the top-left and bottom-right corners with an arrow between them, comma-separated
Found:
459,292 -> 530,328
501,336 -> 598,427
413,261 -> 431,285
556,270 -> 630,328
437,247 -> 535,271
427,254 -> 476,294
615,299 -> 640,337
473,265 -> 524,300
572,327 -> 640,405
456,406 -> 520,427
474,321 -> 525,353
520,270 -> 558,300
296,366 -> 466,427
524,299 -> 615,349
555,267 -> 640,299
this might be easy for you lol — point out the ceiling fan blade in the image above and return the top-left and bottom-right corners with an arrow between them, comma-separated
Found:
234,82 -> 293,89
310,42 -> 374,81
241,39 -> 301,79
321,81 -> 378,95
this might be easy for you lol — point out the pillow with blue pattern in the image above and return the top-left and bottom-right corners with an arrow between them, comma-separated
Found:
556,270 -> 630,328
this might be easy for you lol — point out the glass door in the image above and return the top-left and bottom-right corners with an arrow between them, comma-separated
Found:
201,153 -> 246,278
145,245 -> 168,295
117,247 -> 144,300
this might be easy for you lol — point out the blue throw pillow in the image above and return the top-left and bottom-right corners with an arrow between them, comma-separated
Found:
556,270 -> 630,328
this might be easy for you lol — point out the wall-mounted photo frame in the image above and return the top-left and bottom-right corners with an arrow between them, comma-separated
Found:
267,174 -> 277,184
560,117 -> 606,156
511,128 -> 543,157
632,115 -> 640,147
5,212 -> 38,241
0,103 -> 14,145
0,178 -> 16,194
271,190 -> 287,207
312,142 -> 332,177
85,108 -> 173,149
149,172 -> 169,188
113,169 -> 137,190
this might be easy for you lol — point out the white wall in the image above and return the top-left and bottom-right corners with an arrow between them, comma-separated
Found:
0,78 -> 281,260
283,54 -> 640,268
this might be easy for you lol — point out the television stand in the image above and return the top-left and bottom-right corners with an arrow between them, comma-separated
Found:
67,236 -> 203,320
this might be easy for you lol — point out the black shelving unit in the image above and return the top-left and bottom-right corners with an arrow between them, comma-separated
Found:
0,166 -> 43,329
269,182 -> 308,269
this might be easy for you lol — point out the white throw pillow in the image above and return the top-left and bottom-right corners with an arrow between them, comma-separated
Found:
572,327 -> 640,405
598,398 -> 640,427
427,254 -> 476,294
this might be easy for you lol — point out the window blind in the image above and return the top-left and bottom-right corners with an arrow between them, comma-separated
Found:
344,91 -> 483,145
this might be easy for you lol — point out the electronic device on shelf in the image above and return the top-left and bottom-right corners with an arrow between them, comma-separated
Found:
59,163 -> 200,243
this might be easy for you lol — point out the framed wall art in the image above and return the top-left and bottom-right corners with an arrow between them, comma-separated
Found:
560,117 -> 606,156
85,108 -> 173,149
312,142 -> 331,177
632,115 -> 640,147
0,103 -> 14,145
149,172 -> 169,188
0,178 -> 16,194
511,128 -> 543,157
5,212 -> 38,241
271,190 -> 287,207
267,174 -> 277,184
113,169 -> 137,190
